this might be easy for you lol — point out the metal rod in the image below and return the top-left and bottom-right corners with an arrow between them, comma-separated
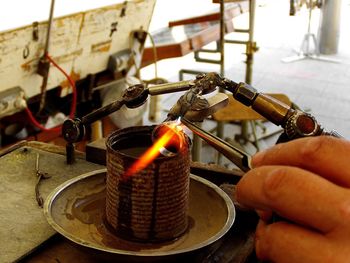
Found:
194,57 -> 221,64
147,80 -> 193,95
81,100 -> 125,125
233,28 -> 249,33
215,0 -> 226,164
38,0 -> 56,113
192,122 -> 202,162
38,75 -> 49,113
245,0 -> 256,85
181,117 -> 251,172
219,0 -> 225,78
44,0 -> 56,56
239,0 -> 257,149
225,39 -> 249,45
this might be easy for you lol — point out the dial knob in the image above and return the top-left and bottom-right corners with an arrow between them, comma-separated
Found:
285,111 -> 320,139
62,118 -> 85,143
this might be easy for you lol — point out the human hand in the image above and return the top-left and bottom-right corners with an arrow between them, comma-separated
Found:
236,136 -> 350,263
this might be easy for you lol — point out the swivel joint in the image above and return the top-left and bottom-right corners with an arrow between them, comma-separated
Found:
62,118 -> 85,144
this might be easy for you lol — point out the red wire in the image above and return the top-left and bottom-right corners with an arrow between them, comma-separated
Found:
25,107 -> 61,132
25,54 -> 77,132
46,54 -> 77,119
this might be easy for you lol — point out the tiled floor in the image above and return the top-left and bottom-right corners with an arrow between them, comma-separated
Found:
141,0 -> 350,166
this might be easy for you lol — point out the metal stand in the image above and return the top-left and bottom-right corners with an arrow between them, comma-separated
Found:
215,0 -> 226,163
223,0 -> 260,152
282,0 -> 340,63
179,0 -> 258,162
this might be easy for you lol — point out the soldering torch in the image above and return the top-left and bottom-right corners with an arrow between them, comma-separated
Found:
62,73 -> 228,164
153,73 -> 342,172
218,77 -> 341,141
62,72 -> 341,166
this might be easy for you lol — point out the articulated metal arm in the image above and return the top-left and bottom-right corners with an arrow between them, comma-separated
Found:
62,73 -> 227,164
219,77 -> 341,140
63,72 -> 341,165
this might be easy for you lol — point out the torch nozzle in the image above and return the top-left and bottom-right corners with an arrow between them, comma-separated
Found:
151,121 -> 187,157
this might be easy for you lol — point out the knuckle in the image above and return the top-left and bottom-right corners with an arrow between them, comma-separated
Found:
299,136 -> 331,162
337,199 -> 350,222
263,168 -> 290,200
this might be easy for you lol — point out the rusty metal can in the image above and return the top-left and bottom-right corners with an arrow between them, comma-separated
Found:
105,125 -> 190,242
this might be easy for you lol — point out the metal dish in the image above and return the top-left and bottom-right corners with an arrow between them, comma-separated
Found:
44,169 -> 235,261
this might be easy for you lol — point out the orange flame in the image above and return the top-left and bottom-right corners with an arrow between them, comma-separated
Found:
123,124 -> 184,178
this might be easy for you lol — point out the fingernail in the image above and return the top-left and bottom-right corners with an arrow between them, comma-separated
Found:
252,150 -> 266,167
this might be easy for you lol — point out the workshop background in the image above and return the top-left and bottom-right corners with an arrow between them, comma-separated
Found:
143,0 -> 350,135
1,0 -> 350,263
142,0 -> 350,166
0,0 -> 349,152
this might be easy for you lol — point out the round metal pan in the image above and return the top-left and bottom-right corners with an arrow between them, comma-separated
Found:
44,169 -> 235,261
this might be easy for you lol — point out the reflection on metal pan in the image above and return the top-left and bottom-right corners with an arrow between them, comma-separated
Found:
44,169 -> 235,260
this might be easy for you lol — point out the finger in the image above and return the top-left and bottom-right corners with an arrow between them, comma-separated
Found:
252,136 -> 350,187
255,220 -> 333,263
236,165 -> 349,233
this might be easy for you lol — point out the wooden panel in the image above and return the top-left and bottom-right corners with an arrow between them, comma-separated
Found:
142,2 -> 249,67
142,20 -> 234,67
0,0 -> 156,98
168,3 -> 245,27
213,94 -> 292,121
142,41 -> 193,67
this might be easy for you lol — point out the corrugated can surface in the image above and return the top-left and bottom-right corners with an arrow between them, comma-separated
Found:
105,125 -> 190,242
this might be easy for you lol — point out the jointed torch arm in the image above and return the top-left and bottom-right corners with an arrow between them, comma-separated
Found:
62,78 -> 207,164
219,77 -> 341,140
62,72 -> 223,149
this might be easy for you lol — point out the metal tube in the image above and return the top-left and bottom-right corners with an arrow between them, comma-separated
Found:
181,117 -> 251,172
192,122 -> 202,162
194,51 -> 221,64
252,94 -> 292,126
81,100 -> 125,125
240,0 -> 257,147
147,80 -> 193,95
216,0 -> 226,163
233,28 -> 249,33
225,40 -> 249,45
44,0 -> 56,56
245,0 -> 256,85
38,0 -> 56,113
220,0 -> 225,78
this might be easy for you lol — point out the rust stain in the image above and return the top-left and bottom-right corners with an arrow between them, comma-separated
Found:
21,49 -> 81,72
21,58 -> 38,72
56,19 -> 65,28
91,40 -> 111,53
60,70 -> 80,89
